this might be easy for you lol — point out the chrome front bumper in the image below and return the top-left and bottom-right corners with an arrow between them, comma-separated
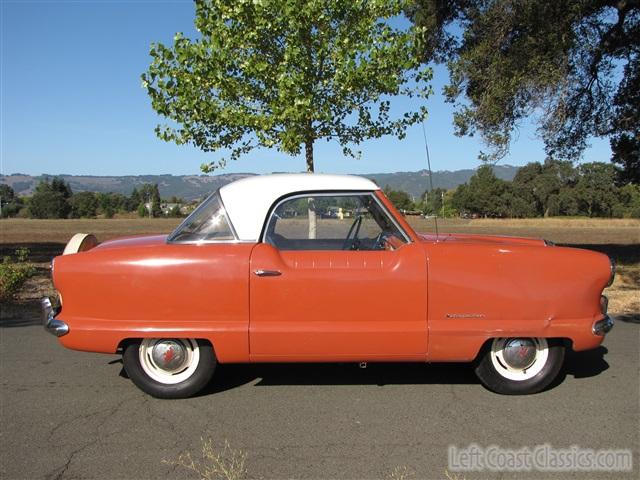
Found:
41,297 -> 68,337
592,315 -> 614,336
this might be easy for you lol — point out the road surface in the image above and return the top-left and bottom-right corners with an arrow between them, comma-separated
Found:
1,306 -> 638,479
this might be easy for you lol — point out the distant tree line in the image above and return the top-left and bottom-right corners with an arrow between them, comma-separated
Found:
0,178 -> 189,219
385,160 -> 640,219
3,159 -> 639,220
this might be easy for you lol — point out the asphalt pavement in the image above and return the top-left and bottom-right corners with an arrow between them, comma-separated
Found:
1,306 -> 638,480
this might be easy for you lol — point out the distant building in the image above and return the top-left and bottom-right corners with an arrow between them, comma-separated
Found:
160,202 -> 191,216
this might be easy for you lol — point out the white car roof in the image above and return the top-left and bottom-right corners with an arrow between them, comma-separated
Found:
219,173 -> 379,241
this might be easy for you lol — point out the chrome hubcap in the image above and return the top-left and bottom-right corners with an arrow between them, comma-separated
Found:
139,338 -> 200,385
501,338 -> 537,370
151,340 -> 188,373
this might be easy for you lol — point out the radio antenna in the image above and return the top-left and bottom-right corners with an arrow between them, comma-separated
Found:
421,121 -> 439,239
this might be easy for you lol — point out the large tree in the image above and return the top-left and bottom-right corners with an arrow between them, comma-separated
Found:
452,164 -> 510,216
512,159 -> 578,216
610,56 -> 640,184
28,178 -> 72,219
575,161 -> 620,216
143,0 -> 431,174
408,0 -> 639,178
69,192 -> 98,219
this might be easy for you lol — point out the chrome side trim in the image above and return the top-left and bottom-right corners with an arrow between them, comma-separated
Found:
41,297 -> 69,337
592,315 -> 614,336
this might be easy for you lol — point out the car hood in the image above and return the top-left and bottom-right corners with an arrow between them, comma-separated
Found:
92,234 -> 169,251
417,232 -> 547,247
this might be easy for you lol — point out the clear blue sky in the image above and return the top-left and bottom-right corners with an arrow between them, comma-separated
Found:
1,0 -> 613,177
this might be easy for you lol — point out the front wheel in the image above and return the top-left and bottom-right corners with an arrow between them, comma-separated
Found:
474,337 -> 564,395
123,338 -> 216,399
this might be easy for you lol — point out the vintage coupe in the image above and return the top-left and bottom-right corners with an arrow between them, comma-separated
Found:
42,174 -> 615,398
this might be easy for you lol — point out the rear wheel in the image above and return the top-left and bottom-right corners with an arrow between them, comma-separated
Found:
123,338 -> 216,399
474,337 -> 564,395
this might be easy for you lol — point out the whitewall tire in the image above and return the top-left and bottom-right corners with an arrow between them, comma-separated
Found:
123,338 -> 216,399
475,337 -> 564,394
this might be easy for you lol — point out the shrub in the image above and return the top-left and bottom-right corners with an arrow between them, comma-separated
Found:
0,248 -> 36,303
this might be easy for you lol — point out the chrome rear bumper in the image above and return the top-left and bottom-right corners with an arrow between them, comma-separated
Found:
41,297 -> 68,337
592,315 -> 614,336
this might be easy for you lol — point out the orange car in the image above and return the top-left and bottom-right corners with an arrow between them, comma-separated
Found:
42,174 -> 615,398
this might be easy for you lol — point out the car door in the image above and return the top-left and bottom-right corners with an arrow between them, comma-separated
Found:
249,192 -> 428,361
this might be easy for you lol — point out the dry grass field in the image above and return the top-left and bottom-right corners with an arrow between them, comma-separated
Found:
1,216 -> 638,314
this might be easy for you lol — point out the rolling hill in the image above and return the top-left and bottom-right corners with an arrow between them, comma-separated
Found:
1,165 -> 519,201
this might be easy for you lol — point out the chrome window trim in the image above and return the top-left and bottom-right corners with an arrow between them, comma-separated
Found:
166,190 -> 239,244
166,239 -> 256,245
217,192 -> 240,240
260,191 -> 412,246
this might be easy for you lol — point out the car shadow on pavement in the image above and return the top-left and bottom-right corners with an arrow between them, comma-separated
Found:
194,345 -> 611,396
196,362 -> 477,396
615,313 -> 640,324
0,303 -> 41,328
562,346 -> 609,379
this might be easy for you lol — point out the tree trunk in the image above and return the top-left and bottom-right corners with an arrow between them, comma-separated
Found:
305,139 -> 314,174
305,139 -> 316,239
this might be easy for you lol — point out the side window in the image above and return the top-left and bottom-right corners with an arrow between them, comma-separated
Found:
264,193 -> 408,251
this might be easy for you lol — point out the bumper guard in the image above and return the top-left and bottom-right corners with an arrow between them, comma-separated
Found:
592,315 -> 614,336
41,297 -> 68,337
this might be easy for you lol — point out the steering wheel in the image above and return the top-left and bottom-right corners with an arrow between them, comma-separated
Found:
342,215 -> 363,250
373,231 -> 389,250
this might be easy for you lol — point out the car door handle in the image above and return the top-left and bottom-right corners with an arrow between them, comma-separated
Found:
253,269 -> 282,277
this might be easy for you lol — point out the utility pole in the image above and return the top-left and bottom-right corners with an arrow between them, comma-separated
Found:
441,191 -> 445,218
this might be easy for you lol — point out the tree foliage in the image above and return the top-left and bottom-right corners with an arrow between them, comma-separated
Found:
70,191 -> 99,218
136,183 -> 162,217
451,164 -> 510,216
408,0 -> 640,176
512,159 -> 578,216
452,160 -> 640,218
384,186 -> 415,211
422,187 -> 445,214
143,0 -> 431,173
28,178 -> 72,219
610,56 -> 640,184
574,161 -> 620,216
0,185 -> 23,218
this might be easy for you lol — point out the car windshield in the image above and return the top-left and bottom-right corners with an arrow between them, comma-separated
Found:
167,191 -> 236,243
